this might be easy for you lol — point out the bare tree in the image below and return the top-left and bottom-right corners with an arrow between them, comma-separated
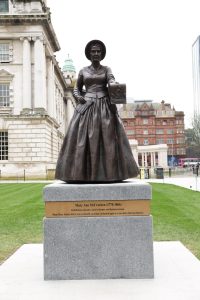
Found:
185,115 -> 200,157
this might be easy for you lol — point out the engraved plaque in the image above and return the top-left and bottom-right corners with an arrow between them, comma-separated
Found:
45,200 -> 150,217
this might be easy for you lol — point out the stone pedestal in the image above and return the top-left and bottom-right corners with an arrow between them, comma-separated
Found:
43,181 -> 154,280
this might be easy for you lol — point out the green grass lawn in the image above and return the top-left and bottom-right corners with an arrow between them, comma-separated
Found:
0,182 -> 200,264
0,183 -> 45,263
151,183 -> 200,259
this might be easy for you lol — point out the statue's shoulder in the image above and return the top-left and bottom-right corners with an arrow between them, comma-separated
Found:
101,65 -> 109,70
82,66 -> 89,71
102,65 -> 112,72
78,67 -> 89,77
81,66 -> 92,74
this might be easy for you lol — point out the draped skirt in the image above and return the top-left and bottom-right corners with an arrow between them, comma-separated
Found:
55,96 -> 139,182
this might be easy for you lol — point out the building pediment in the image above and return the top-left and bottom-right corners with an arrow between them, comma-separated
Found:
0,69 -> 14,80
140,103 -> 150,111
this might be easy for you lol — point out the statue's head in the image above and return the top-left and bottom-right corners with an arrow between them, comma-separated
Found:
85,40 -> 106,61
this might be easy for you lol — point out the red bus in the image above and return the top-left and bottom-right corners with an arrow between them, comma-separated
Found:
178,158 -> 200,168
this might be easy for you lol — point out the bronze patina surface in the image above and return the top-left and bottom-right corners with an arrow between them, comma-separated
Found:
55,40 -> 139,182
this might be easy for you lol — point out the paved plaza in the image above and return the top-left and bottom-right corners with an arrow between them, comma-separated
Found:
146,176 -> 200,192
1,242 -> 200,300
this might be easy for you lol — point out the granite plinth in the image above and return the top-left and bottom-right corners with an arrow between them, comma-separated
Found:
43,181 -> 154,280
44,216 -> 154,280
43,181 -> 151,201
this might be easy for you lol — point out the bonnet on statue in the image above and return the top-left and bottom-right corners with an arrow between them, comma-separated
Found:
85,39 -> 106,60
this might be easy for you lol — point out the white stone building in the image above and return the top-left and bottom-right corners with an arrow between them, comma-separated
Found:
0,0 -> 75,179
129,140 -> 168,168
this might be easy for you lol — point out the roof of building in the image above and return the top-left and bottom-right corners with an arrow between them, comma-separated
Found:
119,102 -> 159,112
0,1 -> 60,52
62,56 -> 76,73
118,100 -> 184,118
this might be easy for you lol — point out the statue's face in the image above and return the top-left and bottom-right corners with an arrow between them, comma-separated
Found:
90,45 -> 102,62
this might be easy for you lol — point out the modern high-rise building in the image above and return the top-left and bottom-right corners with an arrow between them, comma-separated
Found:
192,36 -> 200,116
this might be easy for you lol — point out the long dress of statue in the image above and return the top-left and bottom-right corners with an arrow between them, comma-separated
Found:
55,40 -> 139,182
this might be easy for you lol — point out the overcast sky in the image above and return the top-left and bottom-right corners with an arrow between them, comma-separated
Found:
47,0 -> 200,128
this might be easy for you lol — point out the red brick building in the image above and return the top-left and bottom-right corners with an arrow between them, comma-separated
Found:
118,100 -> 185,165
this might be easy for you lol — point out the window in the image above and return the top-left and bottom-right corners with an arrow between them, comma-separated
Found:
143,118 -> 148,125
168,149 -> 173,155
167,129 -> 174,134
177,138 -> 185,144
162,120 -> 167,125
167,138 -> 174,144
143,139 -> 149,145
177,129 -> 184,134
176,119 -> 183,125
141,111 -> 148,116
0,69 -> 14,110
0,0 -> 9,12
127,111 -> 134,117
0,83 -> 10,106
156,129 -> 164,134
126,130 -> 134,135
177,148 -> 186,155
0,131 -> 8,160
143,129 -> 148,135
0,43 -> 10,62
0,42 -> 13,63
156,138 -> 164,144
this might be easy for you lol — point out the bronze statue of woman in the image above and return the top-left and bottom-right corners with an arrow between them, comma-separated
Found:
55,40 -> 139,182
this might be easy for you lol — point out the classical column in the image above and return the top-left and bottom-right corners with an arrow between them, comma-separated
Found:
150,152 -> 153,167
153,152 -> 156,166
142,153 -> 144,167
47,57 -> 56,118
153,152 -> 156,167
145,153 -> 148,167
33,36 -> 47,112
21,37 -> 32,110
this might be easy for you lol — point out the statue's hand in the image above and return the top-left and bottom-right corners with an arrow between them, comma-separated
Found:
109,80 -> 119,84
78,96 -> 86,104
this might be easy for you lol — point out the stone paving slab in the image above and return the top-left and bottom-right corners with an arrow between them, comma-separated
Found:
1,242 -> 200,300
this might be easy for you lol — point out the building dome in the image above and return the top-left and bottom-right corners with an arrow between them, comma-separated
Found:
62,55 -> 76,73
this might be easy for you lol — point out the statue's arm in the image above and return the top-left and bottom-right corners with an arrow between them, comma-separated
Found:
106,66 -> 116,84
106,66 -> 118,113
73,70 -> 86,104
